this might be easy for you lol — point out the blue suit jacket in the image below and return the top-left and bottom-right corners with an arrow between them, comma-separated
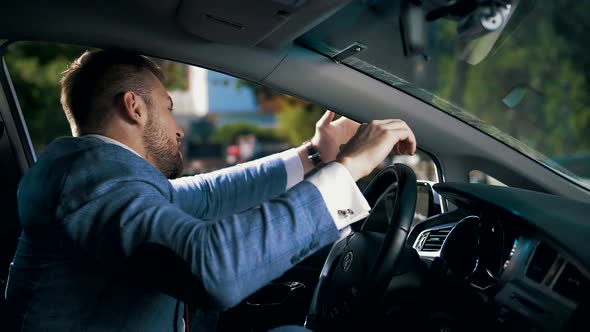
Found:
6,136 -> 339,331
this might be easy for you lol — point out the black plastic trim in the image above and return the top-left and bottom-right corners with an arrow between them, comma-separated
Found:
0,40 -> 37,169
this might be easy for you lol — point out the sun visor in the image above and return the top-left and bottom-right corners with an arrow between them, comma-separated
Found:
175,0 -> 308,46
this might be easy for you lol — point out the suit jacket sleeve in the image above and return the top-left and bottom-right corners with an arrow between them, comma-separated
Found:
60,175 -> 339,310
169,153 -> 289,220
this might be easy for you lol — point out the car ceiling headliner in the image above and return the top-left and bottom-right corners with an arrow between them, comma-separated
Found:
0,0 -> 351,80
0,0 -> 288,80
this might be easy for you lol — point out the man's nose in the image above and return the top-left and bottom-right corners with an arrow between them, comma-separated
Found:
176,127 -> 185,140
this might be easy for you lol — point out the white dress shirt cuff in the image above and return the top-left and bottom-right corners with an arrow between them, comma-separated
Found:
305,162 -> 371,230
279,148 -> 304,191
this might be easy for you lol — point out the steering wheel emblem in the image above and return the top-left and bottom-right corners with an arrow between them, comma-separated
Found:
341,251 -> 354,271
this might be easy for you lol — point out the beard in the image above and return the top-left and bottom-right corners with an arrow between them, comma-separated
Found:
142,113 -> 183,179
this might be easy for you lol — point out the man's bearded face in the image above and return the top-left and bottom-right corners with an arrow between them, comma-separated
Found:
142,110 -> 183,179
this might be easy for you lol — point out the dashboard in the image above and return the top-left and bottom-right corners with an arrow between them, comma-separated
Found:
407,182 -> 590,331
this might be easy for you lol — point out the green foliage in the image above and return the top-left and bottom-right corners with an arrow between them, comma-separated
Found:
209,90 -> 324,147
150,59 -> 189,91
235,78 -> 325,146
275,104 -> 324,146
4,42 -> 88,150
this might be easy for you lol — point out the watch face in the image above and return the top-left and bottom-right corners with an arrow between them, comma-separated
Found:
308,152 -> 323,166
305,142 -> 323,166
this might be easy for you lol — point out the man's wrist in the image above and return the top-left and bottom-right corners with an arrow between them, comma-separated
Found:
297,140 -> 326,175
297,144 -> 315,175
303,140 -> 324,168
336,156 -> 363,181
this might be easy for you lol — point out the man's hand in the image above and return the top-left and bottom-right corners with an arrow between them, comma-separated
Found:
311,111 -> 360,163
337,120 -> 416,181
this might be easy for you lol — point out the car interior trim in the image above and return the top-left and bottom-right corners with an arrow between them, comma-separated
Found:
0,42 -> 36,173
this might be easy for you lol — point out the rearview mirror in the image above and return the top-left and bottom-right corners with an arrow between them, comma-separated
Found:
401,0 -> 536,65
502,84 -> 545,109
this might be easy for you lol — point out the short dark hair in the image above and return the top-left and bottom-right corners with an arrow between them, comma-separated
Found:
60,49 -> 165,136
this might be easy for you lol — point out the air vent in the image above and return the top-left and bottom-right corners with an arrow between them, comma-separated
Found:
526,242 -> 557,283
553,263 -> 588,302
416,226 -> 452,252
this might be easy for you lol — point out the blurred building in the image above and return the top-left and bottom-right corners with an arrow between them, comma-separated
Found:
167,66 -> 282,173
170,67 -> 282,121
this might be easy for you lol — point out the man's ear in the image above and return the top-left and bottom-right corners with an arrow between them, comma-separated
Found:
121,91 -> 148,126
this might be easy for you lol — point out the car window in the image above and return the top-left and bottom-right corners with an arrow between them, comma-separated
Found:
298,0 -> 590,190
3,41 -> 439,187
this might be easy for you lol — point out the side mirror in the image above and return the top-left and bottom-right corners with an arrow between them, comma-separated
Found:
400,0 -> 536,65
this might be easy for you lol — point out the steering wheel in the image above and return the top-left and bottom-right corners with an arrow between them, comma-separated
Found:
306,163 -> 417,330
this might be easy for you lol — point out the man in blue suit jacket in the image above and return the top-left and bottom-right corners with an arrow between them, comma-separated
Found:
5,50 -> 416,331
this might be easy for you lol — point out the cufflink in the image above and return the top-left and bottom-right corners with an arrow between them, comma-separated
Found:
337,209 -> 355,217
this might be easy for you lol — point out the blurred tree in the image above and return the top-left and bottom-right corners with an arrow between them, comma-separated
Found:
149,58 -> 188,91
275,105 -> 323,146
4,42 -> 189,151
4,42 -> 87,150
236,80 -> 324,146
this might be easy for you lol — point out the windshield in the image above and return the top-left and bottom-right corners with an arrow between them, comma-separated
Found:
297,0 -> 590,189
